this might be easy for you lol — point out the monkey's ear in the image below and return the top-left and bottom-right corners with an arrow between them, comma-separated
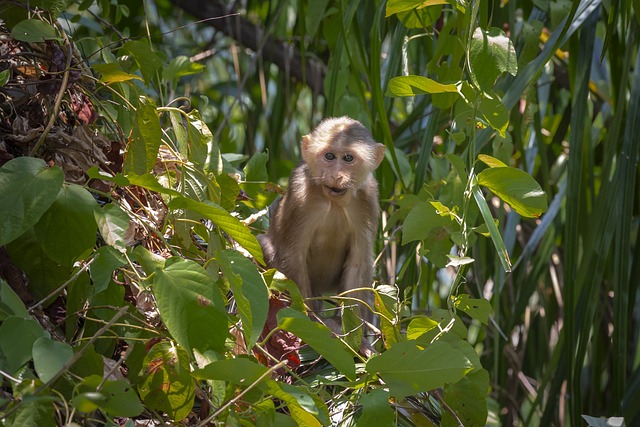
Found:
301,135 -> 311,162
373,143 -> 386,168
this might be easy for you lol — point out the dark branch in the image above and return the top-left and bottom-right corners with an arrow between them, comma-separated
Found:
170,0 -> 326,96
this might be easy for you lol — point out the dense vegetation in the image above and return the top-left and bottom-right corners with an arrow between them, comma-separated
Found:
0,0 -> 638,426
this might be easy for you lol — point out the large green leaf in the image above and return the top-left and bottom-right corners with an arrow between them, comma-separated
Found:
89,245 -> 127,293
11,19 -> 61,42
0,157 -> 64,246
0,316 -> 48,373
278,308 -> 356,380
6,228 -> 73,301
93,63 -> 143,84
453,294 -> 491,325
94,203 -> 130,252
477,166 -> 548,218
218,250 -> 268,350
120,40 -> 163,85
385,0 -> 450,17
356,389 -> 395,426
34,184 -> 97,266
402,200 -> 456,245
5,399 -> 55,427
32,336 -> 73,383
244,151 -> 269,182
478,95 -> 509,137
387,75 -> 459,97
74,375 -> 143,417
366,340 -> 472,398
124,97 -> 162,175
151,257 -> 228,353
469,27 -> 517,92
441,370 -> 489,427
168,197 -> 264,264
138,341 -> 195,422
0,279 -> 30,320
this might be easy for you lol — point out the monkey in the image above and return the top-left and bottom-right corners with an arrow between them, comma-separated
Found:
258,116 -> 385,326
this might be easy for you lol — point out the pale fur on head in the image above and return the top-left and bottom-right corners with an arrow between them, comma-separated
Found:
301,116 -> 385,191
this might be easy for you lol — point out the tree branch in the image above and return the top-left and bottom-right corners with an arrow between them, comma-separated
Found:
170,0 -> 326,96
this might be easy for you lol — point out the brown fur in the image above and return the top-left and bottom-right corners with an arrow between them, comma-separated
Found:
258,117 -> 385,320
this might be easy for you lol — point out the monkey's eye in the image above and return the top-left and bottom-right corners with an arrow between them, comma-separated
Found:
343,154 -> 355,163
324,153 -> 336,160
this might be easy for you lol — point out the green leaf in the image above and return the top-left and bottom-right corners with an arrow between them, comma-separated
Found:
69,345 -> 103,378
406,316 -> 439,341
163,55 -> 205,87
403,200 -> 456,245
471,180 -> 511,272
218,250 -> 268,350
5,399 -> 55,427
0,69 -> 10,86
193,357 -> 269,383
127,173 -> 182,197
86,166 -> 130,186
408,310 -> 467,344
185,110 -> 221,174
0,157 -> 64,246
151,257 -> 228,353
194,358 -> 326,426
387,75 -> 459,97
76,375 -> 143,417
386,0 -> 450,17
441,370 -> 489,427
356,389 -> 395,426
132,245 -> 166,273
478,95 -> 509,137
89,245 -> 127,293
477,167 -> 548,218
469,27 -> 517,92
11,19 -> 62,42
168,109 -> 189,158
32,336 -> 73,383
92,63 -> 143,84
0,317 -> 48,373
244,151 -> 269,182
5,228 -> 73,302
94,203 -> 131,252
124,97 -> 162,175
34,184 -> 97,266
477,153 -> 507,168
120,40 -> 163,85
278,308 -> 356,380
366,340 -> 472,398
0,279 -> 30,320
453,294 -> 491,324
71,392 -> 107,413
138,342 -> 195,422
168,197 -> 264,264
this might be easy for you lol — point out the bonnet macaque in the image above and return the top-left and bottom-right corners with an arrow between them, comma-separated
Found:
259,117 -> 385,322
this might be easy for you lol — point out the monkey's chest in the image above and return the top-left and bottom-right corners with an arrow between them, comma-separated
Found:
306,208 -> 352,293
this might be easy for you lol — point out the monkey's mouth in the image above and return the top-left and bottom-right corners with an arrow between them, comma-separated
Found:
326,186 -> 347,196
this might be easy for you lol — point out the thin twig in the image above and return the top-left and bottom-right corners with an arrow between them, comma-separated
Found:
197,360 -> 287,426
28,258 -> 95,312
2,306 -> 129,420
29,22 -> 73,157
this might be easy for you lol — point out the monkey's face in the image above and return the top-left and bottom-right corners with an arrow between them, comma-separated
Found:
316,149 -> 359,200
301,117 -> 386,206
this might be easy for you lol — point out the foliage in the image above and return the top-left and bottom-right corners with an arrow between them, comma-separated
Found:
0,0 -> 638,426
